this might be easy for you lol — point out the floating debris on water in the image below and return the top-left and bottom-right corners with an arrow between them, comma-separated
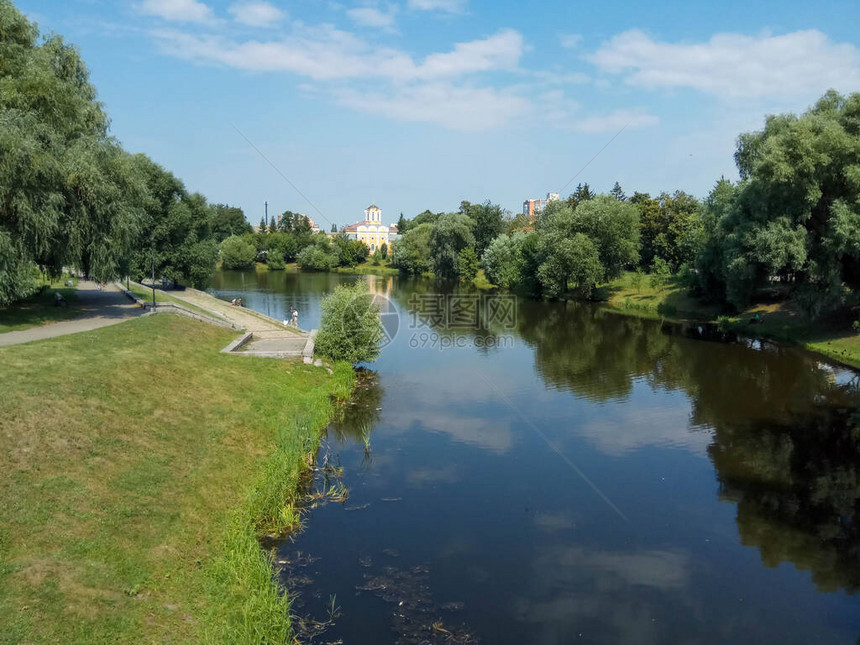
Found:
359,555 -> 373,568
382,548 -> 400,558
344,502 -> 371,511
356,565 -> 477,644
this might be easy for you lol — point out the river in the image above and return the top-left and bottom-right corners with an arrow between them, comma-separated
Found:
212,268 -> 860,644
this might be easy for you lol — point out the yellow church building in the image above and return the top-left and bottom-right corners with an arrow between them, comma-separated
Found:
343,204 -> 399,253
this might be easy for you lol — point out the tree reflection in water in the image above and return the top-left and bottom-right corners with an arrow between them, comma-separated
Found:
518,297 -> 860,593
328,368 -> 383,452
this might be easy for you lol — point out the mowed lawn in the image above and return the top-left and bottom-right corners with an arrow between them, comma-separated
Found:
0,276 -> 81,333
0,315 -> 352,644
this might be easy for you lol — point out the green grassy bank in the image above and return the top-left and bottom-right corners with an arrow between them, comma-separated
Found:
330,260 -> 399,276
603,272 -> 860,369
0,315 -> 353,644
0,275 -> 80,333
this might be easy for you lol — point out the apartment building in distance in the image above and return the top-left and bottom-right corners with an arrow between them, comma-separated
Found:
523,192 -> 560,218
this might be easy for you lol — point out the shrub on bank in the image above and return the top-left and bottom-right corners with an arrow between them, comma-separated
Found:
296,246 -> 338,271
266,254 -> 285,270
221,236 -> 257,269
315,280 -> 384,363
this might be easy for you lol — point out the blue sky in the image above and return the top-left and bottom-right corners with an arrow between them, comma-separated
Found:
18,0 -> 860,229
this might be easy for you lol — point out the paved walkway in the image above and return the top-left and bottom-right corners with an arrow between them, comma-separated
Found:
158,287 -> 313,357
165,288 -> 291,333
0,281 -> 145,347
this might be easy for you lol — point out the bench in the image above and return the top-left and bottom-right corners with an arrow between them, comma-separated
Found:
54,292 -> 67,307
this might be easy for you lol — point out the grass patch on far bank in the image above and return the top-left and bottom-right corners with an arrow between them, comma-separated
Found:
331,260 -> 399,276
601,272 -> 723,320
0,275 -> 80,333
602,271 -> 860,369
471,269 -> 495,290
0,315 -> 353,644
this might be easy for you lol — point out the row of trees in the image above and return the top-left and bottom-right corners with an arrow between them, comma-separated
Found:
0,2 -> 248,302
218,214 -> 380,272
391,201 -> 506,280
481,196 -> 641,298
459,90 -> 860,318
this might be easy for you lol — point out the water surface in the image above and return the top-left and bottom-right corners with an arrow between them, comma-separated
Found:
213,269 -> 860,644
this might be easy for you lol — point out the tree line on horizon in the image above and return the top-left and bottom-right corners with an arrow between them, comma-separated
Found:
218,210 -> 379,272
391,90 -> 860,318
4,0 -> 860,320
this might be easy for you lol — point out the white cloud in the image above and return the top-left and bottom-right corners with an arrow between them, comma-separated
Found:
150,25 -> 532,130
152,26 -> 411,79
590,29 -> 860,98
572,108 -> 659,134
228,2 -> 285,27
347,7 -> 397,31
559,33 -> 582,50
407,0 -> 466,12
534,92 -> 657,134
336,82 -> 529,131
418,28 -> 522,78
575,405 -> 710,456
531,70 -> 591,85
152,27 -> 523,82
138,0 -> 214,23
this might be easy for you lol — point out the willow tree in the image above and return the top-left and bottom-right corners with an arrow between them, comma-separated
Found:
700,91 -> 860,314
0,1 -> 146,302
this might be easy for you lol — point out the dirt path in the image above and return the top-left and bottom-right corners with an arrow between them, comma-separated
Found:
0,281 -> 145,347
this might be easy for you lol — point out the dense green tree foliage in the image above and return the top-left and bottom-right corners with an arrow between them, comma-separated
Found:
296,245 -> 338,271
481,232 -> 528,289
315,280 -> 384,363
412,209 -> 441,228
540,196 -> 640,281
129,156 -> 218,288
459,200 -> 505,258
208,204 -> 250,242
564,182 -> 594,210
696,92 -> 860,313
481,195 -> 639,297
219,235 -> 256,269
537,232 -> 603,298
457,247 -> 480,281
391,223 -> 433,275
0,1 -> 147,300
276,211 -> 312,235
332,234 -> 369,267
610,181 -> 626,202
631,191 -> 702,270
429,213 -> 475,279
396,213 -> 409,235
0,2 -> 228,300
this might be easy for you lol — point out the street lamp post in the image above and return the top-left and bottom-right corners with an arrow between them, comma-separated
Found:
150,231 -> 156,310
